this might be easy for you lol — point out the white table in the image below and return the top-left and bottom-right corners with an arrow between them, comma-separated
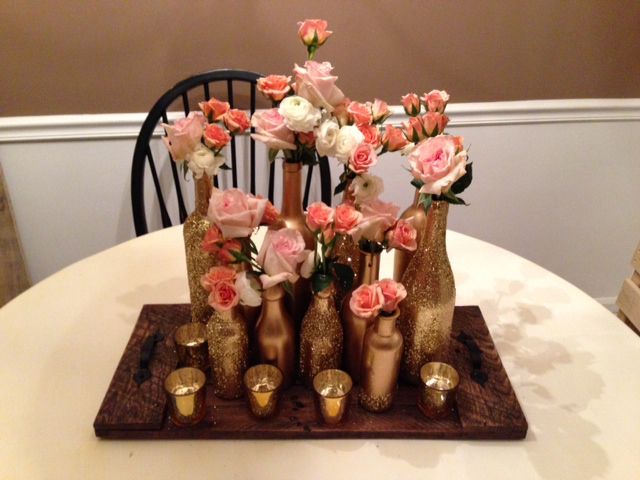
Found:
1,226 -> 639,479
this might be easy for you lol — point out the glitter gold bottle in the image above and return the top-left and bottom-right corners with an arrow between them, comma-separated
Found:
184,175 -> 216,323
299,280 -> 343,388
332,184 -> 360,306
393,189 -> 428,281
398,201 -> 455,384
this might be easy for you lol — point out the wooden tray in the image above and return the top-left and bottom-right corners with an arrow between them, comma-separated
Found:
94,304 -> 527,440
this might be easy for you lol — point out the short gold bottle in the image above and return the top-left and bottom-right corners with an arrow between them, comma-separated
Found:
393,190 -> 428,281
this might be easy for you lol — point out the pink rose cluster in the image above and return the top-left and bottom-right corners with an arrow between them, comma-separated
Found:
349,279 -> 407,318
201,266 -> 261,312
408,135 -> 468,196
399,90 -> 450,143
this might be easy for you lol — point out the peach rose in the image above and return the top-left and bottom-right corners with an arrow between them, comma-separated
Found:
257,74 -> 292,101
306,201 -> 335,232
347,101 -> 373,126
371,98 -> 391,123
352,198 -> 399,243
422,90 -> 450,113
358,124 -> 381,148
201,225 -> 223,255
401,93 -> 421,116
198,97 -> 230,121
381,125 -> 409,152
376,279 -> 407,313
408,135 -> 468,195
334,203 -> 363,235
203,124 -> 231,150
297,131 -> 316,147
403,116 -> 426,143
258,197 -> 282,226
257,228 -> 309,289
217,239 -> 243,264
349,283 -> 384,319
250,109 -> 296,150
321,224 -> 335,243
349,143 -> 378,174
293,61 -> 345,112
422,112 -> 449,137
208,188 -> 267,238
386,219 -> 417,251
200,266 -> 237,291
223,109 -> 250,134
161,112 -> 206,162
207,280 -> 240,312
297,19 -> 333,47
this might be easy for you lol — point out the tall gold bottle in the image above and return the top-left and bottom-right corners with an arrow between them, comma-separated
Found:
206,307 -> 249,399
184,175 -> 216,323
332,184 -> 360,298
393,190 -> 428,281
255,284 -> 296,388
341,248 -> 381,383
281,162 -> 314,325
359,308 -> 404,412
299,280 -> 343,388
398,201 -> 455,384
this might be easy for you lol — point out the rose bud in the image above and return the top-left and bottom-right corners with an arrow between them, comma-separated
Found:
381,125 -> 409,152
371,98 -> 391,123
421,90 -> 450,113
347,100 -> 373,126
401,93 -> 421,116
198,97 -> 230,121
297,19 -> 333,47
257,74 -> 292,102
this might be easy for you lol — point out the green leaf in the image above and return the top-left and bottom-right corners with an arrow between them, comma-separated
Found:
248,239 -> 258,255
268,149 -> 280,163
451,162 -> 473,194
410,178 -> 424,190
334,180 -> 347,196
282,281 -> 294,298
219,163 -> 232,171
330,263 -> 355,292
442,189 -> 468,205
419,193 -> 433,213
311,273 -> 332,294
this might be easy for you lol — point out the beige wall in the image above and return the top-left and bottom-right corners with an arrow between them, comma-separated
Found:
2,0 -> 639,116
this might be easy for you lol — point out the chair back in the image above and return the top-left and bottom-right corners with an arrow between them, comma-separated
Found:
616,241 -> 640,334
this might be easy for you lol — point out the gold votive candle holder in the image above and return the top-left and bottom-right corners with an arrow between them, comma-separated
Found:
313,369 -> 353,425
244,364 -> 283,419
164,367 -> 207,426
418,362 -> 460,418
174,322 -> 208,371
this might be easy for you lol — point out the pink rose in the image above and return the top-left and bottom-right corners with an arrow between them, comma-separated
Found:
217,239 -> 243,264
203,124 -> 231,150
349,143 -> 378,174
401,93 -> 421,116
258,197 -> 282,226
403,116 -> 426,143
386,219 -> 417,251
208,188 -> 267,238
200,266 -> 237,291
198,97 -> 230,121
161,112 -> 206,162
223,109 -> 250,134
334,203 -> 362,235
381,125 -> 409,152
257,228 -> 309,289
306,201 -> 335,231
352,199 -> 399,243
293,61 -> 345,112
201,225 -> 223,255
347,101 -> 373,126
207,280 -> 240,312
250,109 -> 296,150
297,19 -> 332,47
358,124 -> 381,148
422,90 -> 450,113
332,97 -> 351,126
376,279 -> 407,313
422,112 -> 449,137
257,75 -> 292,102
349,283 -> 384,319
408,135 -> 468,195
371,98 -> 391,123
297,131 -> 316,147
453,135 -> 465,153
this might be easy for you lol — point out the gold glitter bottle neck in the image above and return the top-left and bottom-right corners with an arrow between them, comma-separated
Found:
375,309 -> 399,337
358,250 -> 381,285
281,162 -> 303,218
342,179 -> 355,205
194,175 -> 213,216
423,201 -> 449,248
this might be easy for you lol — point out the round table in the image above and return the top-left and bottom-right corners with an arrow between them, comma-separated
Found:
1,227 -> 638,479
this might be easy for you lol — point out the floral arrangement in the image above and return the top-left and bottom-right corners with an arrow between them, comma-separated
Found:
349,279 -> 407,318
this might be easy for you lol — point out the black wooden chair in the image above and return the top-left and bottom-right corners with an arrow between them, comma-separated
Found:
131,69 -> 333,236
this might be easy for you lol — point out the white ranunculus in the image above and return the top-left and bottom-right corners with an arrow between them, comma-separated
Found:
278,95 -> 321,133
351,173 -> 384,205
235,271 -> 262,307
186,145 -> 225,179
315,118 -> 340,157
335,125 -> 365,163
300,250 -> 316,279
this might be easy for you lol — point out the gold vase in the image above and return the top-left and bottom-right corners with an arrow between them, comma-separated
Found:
184,175 -> 216,323
393,190 -> 428,281
359,308 -> 404,412
206,307 -> 249,399
333,184 -> 361,302
299,280 -> 343,388
341,248 -> 381,383
398,200 -> 455,384
255,284 -> 296,388
281,161 -> 314,325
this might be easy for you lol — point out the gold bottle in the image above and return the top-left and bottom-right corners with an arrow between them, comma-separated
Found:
332,184 -> 361,300
206,307 -> 249,399
280,162 -> 314,325
255,284 -> 296,388
398,201 -> 455,384
299,280 -> 343,388
359,308 -> 404,412
341,248 -> 381,383
393,189 -> 428,281
184,175 -> 217,323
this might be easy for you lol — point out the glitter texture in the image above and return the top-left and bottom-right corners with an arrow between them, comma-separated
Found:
398,201 -> 455,384
358,390 -> 394,413
393,191 -> 428,281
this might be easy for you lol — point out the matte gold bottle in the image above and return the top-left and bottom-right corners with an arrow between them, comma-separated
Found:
393,189 -> 428,281
359,308 -> 404,412
255,284 -> 296,388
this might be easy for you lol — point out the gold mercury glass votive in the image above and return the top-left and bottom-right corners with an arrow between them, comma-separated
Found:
174,322 -> 208,371
244,364 -> 283,418
313,369 -> 353,425
164,367 -> 207,426
418,362 -> 460,418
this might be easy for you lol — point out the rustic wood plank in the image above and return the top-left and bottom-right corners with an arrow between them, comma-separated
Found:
632,241 -> 640,274
617,278 -> 640,331
94,305 -> 528,440
0,163 -> 30,307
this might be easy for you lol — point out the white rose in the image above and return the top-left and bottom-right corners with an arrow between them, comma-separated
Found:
235,271 -> 262,307
278,95 -> 321,133
315,118 -> 340,157
300,250 -> 316,279
351,173 -> 384,205
186,145 -> 225,179
335,125 -> 365,163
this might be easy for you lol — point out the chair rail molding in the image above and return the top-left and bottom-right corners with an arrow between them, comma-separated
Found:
1,99 -> 639,143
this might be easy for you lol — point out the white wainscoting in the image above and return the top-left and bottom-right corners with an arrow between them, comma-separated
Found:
1,99 -> 639,307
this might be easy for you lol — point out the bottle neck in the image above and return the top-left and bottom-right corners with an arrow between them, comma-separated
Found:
195,175 -> 213,216
358,250 -> 381,285
375,309 -> 399,337
281,162 -> 303,217
422,200 -> 449,248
